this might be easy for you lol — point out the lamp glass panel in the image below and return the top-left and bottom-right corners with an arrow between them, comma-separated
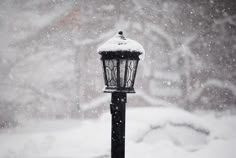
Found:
104,59 -> 117,87
126,60 -> 138,87
119,59 -> 127,87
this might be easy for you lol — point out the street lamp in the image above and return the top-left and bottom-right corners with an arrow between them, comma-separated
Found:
97,31 -> 144,158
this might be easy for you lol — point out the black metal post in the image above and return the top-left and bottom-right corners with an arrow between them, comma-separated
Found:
110,92 -> 127,158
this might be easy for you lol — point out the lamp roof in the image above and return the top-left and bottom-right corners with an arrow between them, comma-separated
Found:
97,31 -> 145,60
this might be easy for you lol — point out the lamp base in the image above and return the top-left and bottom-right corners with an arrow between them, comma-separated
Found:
103,87 -> 135,93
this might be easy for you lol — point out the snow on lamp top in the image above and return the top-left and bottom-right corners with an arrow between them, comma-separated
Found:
97,31 -> 145,60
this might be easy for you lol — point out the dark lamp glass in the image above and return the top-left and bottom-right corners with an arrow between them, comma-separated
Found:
100,51 -> 141,93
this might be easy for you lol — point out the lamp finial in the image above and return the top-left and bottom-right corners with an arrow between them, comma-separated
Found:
118,31 -> 123,35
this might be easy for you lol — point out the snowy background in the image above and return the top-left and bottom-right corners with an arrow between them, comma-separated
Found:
0,0 -> 236,157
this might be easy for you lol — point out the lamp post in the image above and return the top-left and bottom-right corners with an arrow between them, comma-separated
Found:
97,31 -> 144,158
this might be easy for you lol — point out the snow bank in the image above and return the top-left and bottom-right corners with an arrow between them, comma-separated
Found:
125,107 -> 210,147
97,31 -> 145,60
1,107 -> 236,158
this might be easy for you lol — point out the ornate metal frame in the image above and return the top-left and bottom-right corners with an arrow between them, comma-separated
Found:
100,51 -> 141,93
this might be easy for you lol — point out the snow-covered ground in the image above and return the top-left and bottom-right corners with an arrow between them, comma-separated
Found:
0,107 -> 236,158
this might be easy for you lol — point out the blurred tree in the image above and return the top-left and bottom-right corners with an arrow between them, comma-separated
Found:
0,0 -> 236,125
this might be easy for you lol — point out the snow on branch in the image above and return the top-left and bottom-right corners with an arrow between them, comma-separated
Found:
174,35 -> 196,59
80,95 -> 110,111
136,90 -> 177,107
189,79 -> 236,101
144,23 -> 174,49
74,30 -> 115,46
80,90 -> 176,113
3,79 -> 69,103
214,14 -> 236,26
